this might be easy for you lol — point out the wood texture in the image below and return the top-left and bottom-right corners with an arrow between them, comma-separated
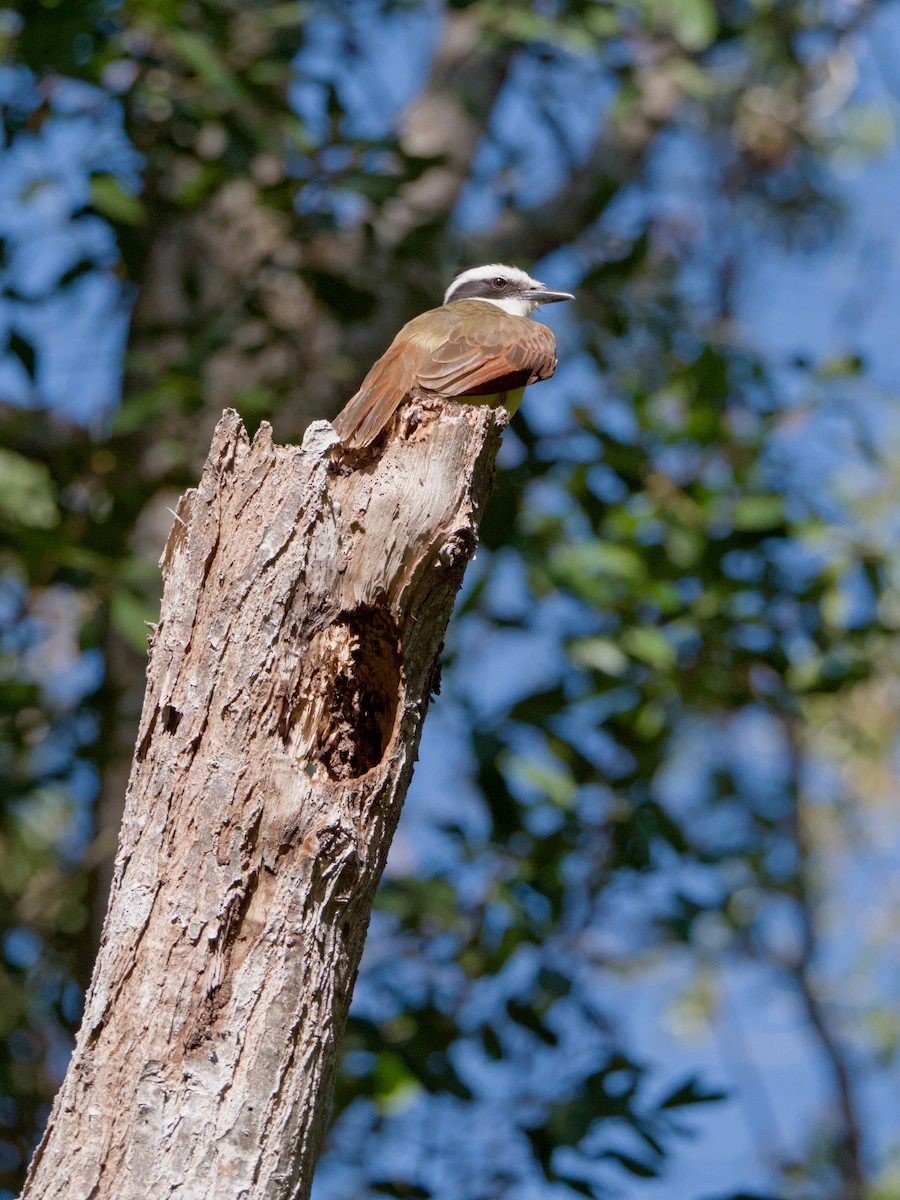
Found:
21,400 -> 506,1200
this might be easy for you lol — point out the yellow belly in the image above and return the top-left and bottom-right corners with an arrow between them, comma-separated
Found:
464,386 -> 526,416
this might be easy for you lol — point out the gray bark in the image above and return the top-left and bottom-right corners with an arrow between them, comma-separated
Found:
21,401 -> 505,1200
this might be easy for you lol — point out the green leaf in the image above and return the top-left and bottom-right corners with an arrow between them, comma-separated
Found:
372,1051 -> 419,1113
816,353 -> 863,380
110,588 -> 156,653
90,175 -> 146,225
621,627 -> 676,670
658,1074 -> 727,1109
0,450 -> 59,528
536,968 -> 571,999
169,30 -> 245,101
7,330 -> 36,380
507,999 -> 558,1045
668,0 -> 718,50
57,258 -> 97,289
481,1025 -> 503,1060
665,526 -> 703,569
557,1175 -> 595,1198
732,495 -> 784,531
509,754 -> 576,808
551,541 -> 647,590
570,636 -> 629,676
601,1149 -> 659,1178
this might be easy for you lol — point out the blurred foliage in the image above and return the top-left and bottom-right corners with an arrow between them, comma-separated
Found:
2,0 -> 899,1198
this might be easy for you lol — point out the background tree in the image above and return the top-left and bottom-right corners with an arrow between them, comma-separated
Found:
2,1 -> 899,1198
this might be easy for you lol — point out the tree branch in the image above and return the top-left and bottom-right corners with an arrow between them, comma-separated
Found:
782,717 -> 867,1200
21,401 -> 505,1200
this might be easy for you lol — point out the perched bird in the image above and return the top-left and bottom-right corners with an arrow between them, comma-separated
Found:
331,264 -> 574,449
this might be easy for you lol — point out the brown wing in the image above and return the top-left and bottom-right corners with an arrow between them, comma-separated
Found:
417,303 -> 557,397
332,301 -> 557,449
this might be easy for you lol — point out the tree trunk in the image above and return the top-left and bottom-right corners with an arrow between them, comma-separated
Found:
21,402 -> 505,1200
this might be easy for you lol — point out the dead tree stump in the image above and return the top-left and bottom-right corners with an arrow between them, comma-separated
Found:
21,402 -> 506,1200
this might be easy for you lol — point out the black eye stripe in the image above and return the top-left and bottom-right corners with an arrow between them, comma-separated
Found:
445,275 -> 522,304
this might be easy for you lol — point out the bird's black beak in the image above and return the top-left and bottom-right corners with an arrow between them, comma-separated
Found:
524,286 -> 575,305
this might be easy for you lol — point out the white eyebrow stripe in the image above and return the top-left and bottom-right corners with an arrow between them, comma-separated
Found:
443,263 -> 543,304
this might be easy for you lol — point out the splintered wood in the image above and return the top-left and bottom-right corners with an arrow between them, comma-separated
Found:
21,401 -> 505,1200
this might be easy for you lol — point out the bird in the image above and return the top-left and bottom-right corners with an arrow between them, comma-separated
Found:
331,264 -> 574,449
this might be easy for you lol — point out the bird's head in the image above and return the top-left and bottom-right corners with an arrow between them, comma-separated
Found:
443,264 -> 574,318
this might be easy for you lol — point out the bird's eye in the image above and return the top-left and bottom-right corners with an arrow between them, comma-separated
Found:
491,277 -> 507,289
